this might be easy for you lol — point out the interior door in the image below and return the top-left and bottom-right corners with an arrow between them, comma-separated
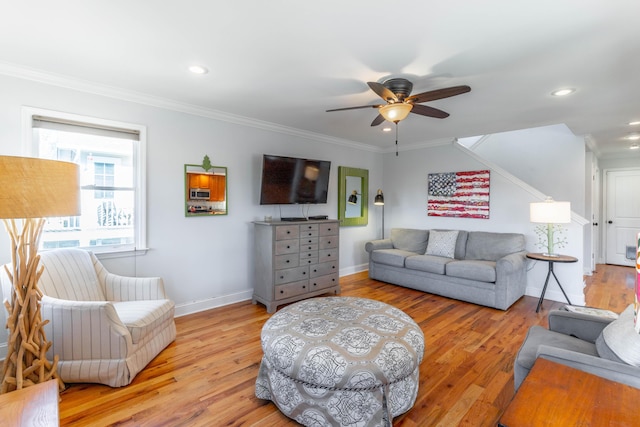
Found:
605,169 -> 640,266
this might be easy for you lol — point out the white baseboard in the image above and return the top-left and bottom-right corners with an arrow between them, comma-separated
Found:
525,282 -> 586,307
174,290 -> 253,317
339,263 -> 368,276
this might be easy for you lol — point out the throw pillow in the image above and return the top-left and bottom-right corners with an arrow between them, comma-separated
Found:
596,304 -> 640,366
426,230 -> 459,258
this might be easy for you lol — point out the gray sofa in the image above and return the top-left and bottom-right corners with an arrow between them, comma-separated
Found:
365,228 -> 527,310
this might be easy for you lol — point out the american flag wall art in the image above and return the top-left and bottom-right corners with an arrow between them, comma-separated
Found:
427,170 -> 490,219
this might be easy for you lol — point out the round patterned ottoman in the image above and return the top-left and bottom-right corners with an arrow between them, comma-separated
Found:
255,297 -> 424,427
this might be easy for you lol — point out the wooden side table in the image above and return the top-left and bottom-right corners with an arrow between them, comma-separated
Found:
0,380 -> 59,426
498,358 -> 638,426
526,252 -> 577,312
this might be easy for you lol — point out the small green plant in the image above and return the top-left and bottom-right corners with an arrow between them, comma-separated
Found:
534,224 -> 568,255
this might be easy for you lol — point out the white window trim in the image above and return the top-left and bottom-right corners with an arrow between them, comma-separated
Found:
21,106 -> 148,256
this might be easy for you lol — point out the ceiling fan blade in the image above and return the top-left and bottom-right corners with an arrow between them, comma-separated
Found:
367,82 -> 398,102
410,104 -> 450,119
407,85 -> 471,104
370,114 -> 385,127
326,104 -> 381,112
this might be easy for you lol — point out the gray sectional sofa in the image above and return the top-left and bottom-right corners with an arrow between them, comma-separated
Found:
365,228 -> 527,310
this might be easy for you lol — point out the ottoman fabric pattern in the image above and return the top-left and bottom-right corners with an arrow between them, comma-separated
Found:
256,297 -> 424,426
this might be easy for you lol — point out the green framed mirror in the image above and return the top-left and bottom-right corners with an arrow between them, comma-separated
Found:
185,155 -> 228,217
338,166 -> 368,226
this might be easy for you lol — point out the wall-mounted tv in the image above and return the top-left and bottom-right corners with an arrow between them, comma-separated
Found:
259,154 -> 331,205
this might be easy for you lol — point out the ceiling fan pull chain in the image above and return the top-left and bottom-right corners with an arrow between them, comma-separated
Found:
395,122 -> 399,156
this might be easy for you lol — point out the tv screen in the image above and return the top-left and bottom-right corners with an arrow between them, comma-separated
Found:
260,155 -> 331,205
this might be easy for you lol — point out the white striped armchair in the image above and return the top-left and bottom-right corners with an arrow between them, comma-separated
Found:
2,248 -> 176,387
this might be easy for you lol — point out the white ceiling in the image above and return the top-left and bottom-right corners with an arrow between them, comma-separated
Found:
2,1 -> 640,158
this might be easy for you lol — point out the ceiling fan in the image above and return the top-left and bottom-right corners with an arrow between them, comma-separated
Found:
326,78 -> 471,126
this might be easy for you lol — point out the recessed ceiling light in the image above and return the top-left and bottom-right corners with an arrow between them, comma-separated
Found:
628,120 -> 640,126
188,65 -> 209,75
625,133 -> 640,140
630,144 -> 639,150
551,88 -> 575,97
382,127 -> 392,132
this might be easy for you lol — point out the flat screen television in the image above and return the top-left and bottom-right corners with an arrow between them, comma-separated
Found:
259,154 -> 331,205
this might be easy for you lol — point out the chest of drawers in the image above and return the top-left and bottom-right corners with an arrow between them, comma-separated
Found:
253,220 -> 340,313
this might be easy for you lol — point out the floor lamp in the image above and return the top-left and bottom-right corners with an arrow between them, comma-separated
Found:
0,156 -> 80,393
374,189 -> 385,238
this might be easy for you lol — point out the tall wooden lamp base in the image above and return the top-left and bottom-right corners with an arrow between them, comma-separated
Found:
1,218 -> 64,394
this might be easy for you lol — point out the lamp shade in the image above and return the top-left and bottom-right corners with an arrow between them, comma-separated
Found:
530,198 -> 571,224
379,103 -> 412,122
0,156 -> 80,219
374,189 -> 384,206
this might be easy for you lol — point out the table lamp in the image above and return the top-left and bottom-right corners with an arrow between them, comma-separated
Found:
530,197 -> 571,257
0,155 -> 80,393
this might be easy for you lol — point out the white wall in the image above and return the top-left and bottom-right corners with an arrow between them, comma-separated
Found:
471,124 -> 586,216
382,141 -> 587,307
0,73 -> 590,354
0,74 -> 382,345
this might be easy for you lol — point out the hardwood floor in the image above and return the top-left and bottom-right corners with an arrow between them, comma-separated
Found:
58,264 -> 635,426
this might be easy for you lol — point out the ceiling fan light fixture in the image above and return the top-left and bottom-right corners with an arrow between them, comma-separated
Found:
379,103 -> 412,123
628,120 -> 640,126
625,133 -> 640,141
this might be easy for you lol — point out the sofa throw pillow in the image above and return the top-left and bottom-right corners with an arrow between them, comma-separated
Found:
426,230 -> 459,258
596,304 -> 640,366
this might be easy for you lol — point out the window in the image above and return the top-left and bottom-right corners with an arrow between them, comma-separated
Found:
24,108 -> 146,254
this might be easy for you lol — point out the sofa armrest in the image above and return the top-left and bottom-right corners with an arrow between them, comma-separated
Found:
365,239 -> 393,253
536,345 -> 640,389
493,250 -> 528,309
547,310 -> 614,343
103,273 -> 168,302
40,295 -> 132,360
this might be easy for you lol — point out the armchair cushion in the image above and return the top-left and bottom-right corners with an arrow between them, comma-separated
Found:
38,249 -> 105,301
114,299 -> 175,344
597,304 -> 640,366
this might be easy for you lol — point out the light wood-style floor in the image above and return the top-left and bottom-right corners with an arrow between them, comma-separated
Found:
58,264 -> 635,426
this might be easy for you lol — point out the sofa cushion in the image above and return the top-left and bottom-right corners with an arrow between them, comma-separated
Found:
426,230 -> 459,258
114,299 -> 175,344
370,249 -> 416,268
390,228 -> 429,254
596,304 -> 640,366
405,254 -> 452,274
446,260 -> 496,282
465,232 -> 525,261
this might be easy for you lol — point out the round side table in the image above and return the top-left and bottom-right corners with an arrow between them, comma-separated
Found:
526,253 -> 577,313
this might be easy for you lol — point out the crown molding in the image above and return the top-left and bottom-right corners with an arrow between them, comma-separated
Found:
0,61 -> 381,153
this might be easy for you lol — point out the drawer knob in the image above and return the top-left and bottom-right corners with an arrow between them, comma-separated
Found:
280,275 -> 284,279
280,290 -> 284,294
286,260 -> 290,263
313,283 -> 317,287
303,272 -> 306,275
287,245 -> 290,249
332,266 -> 335,269
302,285 -> 306,289
287,231 -> 290,234
313,269 -> 317,273
328,241 -> 331,244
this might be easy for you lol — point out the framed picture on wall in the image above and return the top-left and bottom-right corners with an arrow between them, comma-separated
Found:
427,170 -> 490,218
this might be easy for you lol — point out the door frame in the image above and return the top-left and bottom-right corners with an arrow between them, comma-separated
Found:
601,166 -> 640,265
